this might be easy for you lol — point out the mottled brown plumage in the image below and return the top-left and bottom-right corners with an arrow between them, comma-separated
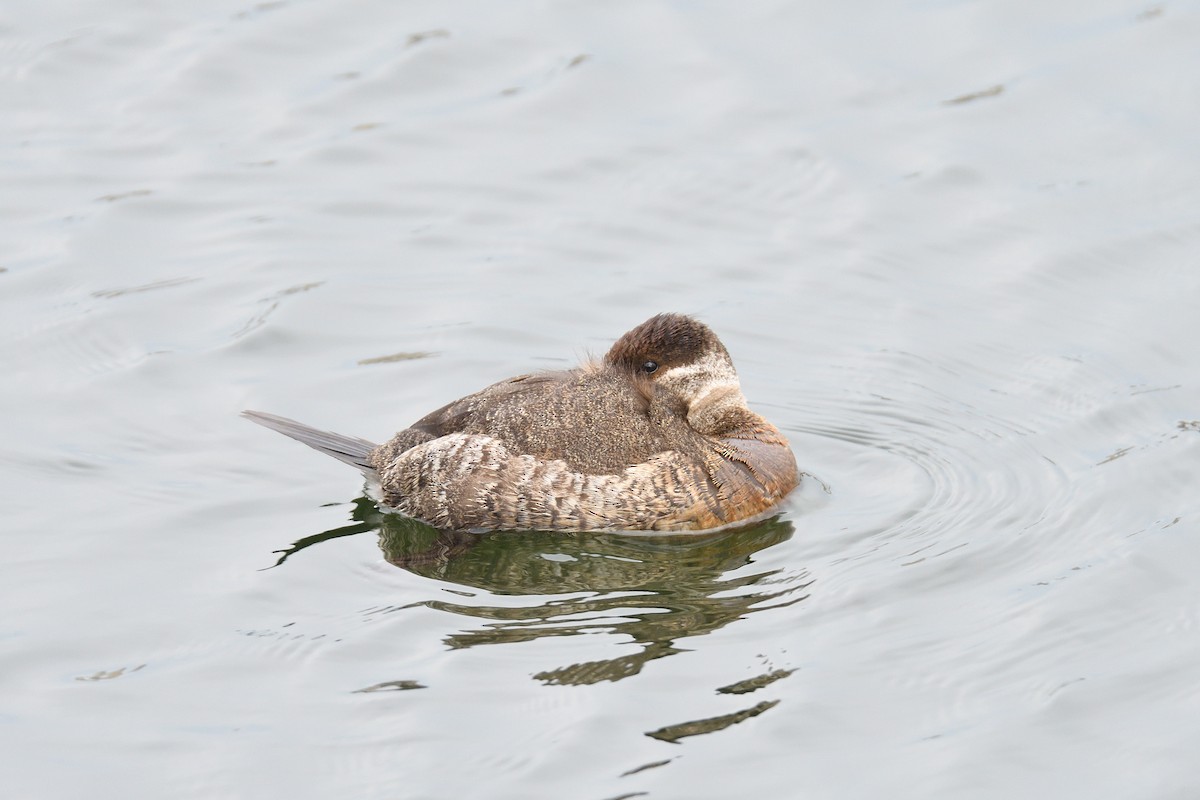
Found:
243,313 -> 799,532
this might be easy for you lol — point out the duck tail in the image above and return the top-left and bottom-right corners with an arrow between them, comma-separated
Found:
242,410 -> 378,473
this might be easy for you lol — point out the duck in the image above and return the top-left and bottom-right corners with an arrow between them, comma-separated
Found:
243,313 -> 798,532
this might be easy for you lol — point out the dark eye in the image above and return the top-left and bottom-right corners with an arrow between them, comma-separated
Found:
642,360 -> 659,374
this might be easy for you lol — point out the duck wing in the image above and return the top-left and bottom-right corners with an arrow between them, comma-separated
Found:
375,369 -> 671,474
407,373 -> 563,438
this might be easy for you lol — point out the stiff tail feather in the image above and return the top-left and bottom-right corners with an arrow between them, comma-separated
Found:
242,410 -> 378,473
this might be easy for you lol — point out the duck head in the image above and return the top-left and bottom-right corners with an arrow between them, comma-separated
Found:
604,313 -> 759,437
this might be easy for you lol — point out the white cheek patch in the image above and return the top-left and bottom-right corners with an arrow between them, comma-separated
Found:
659,350 -> 740,401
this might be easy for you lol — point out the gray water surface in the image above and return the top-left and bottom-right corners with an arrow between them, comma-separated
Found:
4,1 -> 1200,798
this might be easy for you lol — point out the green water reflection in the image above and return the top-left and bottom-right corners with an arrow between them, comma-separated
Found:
275,497 -> 809,685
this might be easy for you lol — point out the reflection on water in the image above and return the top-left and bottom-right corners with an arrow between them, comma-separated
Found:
646,699 -> 780,744
275,497 -> 810,685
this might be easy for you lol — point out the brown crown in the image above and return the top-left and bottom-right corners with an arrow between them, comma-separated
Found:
603,313 -> 726,372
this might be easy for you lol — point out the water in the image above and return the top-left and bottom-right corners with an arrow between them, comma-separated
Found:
4,1 -> 1200,798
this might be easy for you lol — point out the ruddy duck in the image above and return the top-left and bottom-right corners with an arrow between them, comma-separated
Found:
244,313 -> 798,531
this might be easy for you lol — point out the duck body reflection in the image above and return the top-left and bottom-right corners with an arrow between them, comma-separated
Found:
275,496 -> 809,685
